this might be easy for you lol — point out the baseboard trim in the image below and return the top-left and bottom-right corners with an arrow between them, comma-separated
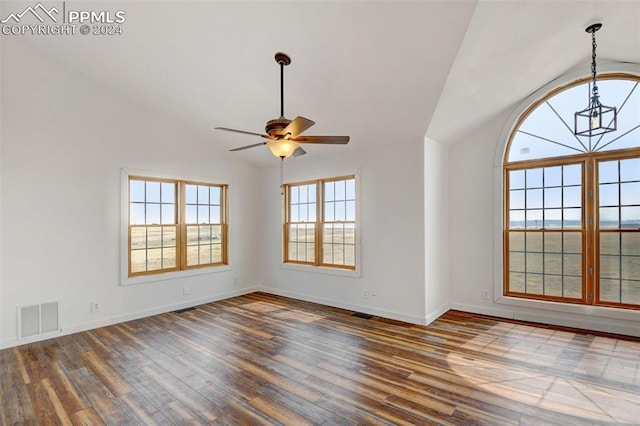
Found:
1,287 -> 260,349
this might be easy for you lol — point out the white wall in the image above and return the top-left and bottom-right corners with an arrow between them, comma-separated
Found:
0,39 -> 262,348
448,106 -> 640,337
259,141 -> 427,324
424,138 -> 450,323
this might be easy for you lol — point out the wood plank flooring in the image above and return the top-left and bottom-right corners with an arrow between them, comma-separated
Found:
2,292 -> 640,425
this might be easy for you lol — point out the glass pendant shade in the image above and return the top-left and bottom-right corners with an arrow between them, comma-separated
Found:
267,140 -> 299,158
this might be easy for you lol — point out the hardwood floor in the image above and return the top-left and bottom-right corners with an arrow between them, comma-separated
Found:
2,292 -> 640,425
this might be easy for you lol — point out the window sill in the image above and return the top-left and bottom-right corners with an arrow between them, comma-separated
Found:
121,265 -> 232,286
280,262 -> 361,278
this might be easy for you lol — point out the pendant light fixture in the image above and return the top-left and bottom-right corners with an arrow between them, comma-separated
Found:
574,23 -> 617,137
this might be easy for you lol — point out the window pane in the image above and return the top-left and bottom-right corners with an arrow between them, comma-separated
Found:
622,233 -> 640,255
600,232 -> 620,255
161,204 -> 175,225
510,190 -> 525,210
526,273 -> 543,294
199,244 -> 211,265
563,233 -> 582,253
146,204 -> 160,225
544,208 -> 561,229
325,181 -> 334,201
130,203 -> 145,225
308,184 -> 316,203
526,189 -> 543,209
335,201 -> 346,221
290,186 -> 298,204
299,204 -> 308,222
563,208 -> 581,228
186,205 -> 197,224
290,205 -> 299,222
211,225 -> 222,241
621,256 -> 640,281
299,185 -> 308,203
162,227 -> 176,248
509,252 -> 525,272
621,280 -> 640,304
346,179 -> 355,199
599,183 -> 619,207
544,233 -> 562,253
621,207 -> 640,229
131,227 -> 146,250
335,180 -> 346,200
620,182 -> 640,206
186,226 -> 198,245
600,207 -> 619,228
599,161 -> 619,184
130,180 -> 145,202
563,164 -> 581,186
146,181 -> 160,203
309,203 -> 317,222
147,248 -> 162,271
130,250 -> 146,273
210,186 -> 221,205
147,227 -> 162,249
526,168 -> 543,188
509,272 -> 525,292
163,247 -> 176,268
600,254 -> 620,278
345,224 -> 356,244
526,232 -> 543,252
210,206 -> 221,224
563,186 -> 581,208
620,158 -> 640,182
185,185 -> 197,204
564,254 -> 582,276
563,276 -> 582,298
526,253 -> 543,273
325,202 -> 335,221
544,274 -> 563,297
198,206 -> 209,224
510,210 -> 524,228
510,170 -> 525,189
544,253 -> 562,274
197,185 -> 209,204
544,166 -> 562,187
161,183 -> 175,203
526,210 -> 543,229
600,278 -> 621,302
544,188 -> 561,208
186,246 -> 198,266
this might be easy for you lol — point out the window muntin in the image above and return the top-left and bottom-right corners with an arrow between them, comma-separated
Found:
128,177 -> 227,277
284,176 -> 356,269
504,74 -> 640,309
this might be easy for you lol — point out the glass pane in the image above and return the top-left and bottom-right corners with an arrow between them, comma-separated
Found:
600,232 -> 620,255
198,206 -> 209,224
325,202 -> 335,221
599,183 -> 619,207
526,253 -> 543,273
299,204 -> 308,222
346,201 -> 355,221
620,158 -> 640,182
345,245 -> 355,266
199,244 -> 211,265
186,226 -> 198,245
162,227 -> 176,248
526,210 -> 543,229
185,185 -> 197,204
526,168 -> 543,188
621,256 -> 640,281
510,190 -> 525,210
163,247 -> 176,268
544,208 -> 561,228
130,250 -> 146,273
299,185 -> 308,203
599,161 -> 619,184
526,273 -> 543,294
333,224 -> 344,244
510,170 -> 525,189
335,201 -> 346,221
544,233 -> 562,253
544,274 -> 563,297
130,180 -> 145,202
544,188 -> 561,208
345,224 -> 356,244
544,166 -> 562,187
131,227 -> 146,250
563,164 -> 581,186
186,246 -> 198,266
147,248 -> 162,271
526,189 -> 543,209
199,225 -> 211,242
620,182 -> 640,206
290,186 -> 298,204
161,183 -> 175,203
323,224 -> 333,243
563,276 -> 582,298
186,205 -> 197,224
306,243 -> 315,262
621,207 -> 640,229
146,181 -> 160,203
509,210 -> 524,228
564,254 -> 582,276
563,186 -> 581,208
210,186 -> 221,205
290,205 -> 299,222
210,206 -> 221,224
621,280 -> 640,304
544,253 -> 562,274
146,204 -> 160,225
509,232 -> 525,251
346,179 -> 355,199
509,272 -> 525,292
526,232 -> 543,252
147,227 -> 162,249
599,255 -> 620,278
198,185 -> 209,204
509,252 -> 525,272
335,180 -> 346,200
211,243 -> 223,263
211,225 -> 222,241
600,207 -> 619,228
563,208 -> 581,228
325,182 -> 334,201
288,242 -> 297,261
322,244 -> 332,264
130,203 -> 145,225
564,233 -> 582,253
308,184 -> 316,203
161,204 -> 175,225
622,233 -> 640,255
599,278 -> 620,302
308,203 -> 317,222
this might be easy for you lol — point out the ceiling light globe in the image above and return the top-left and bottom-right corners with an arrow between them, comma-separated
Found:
267,140 -> 299,158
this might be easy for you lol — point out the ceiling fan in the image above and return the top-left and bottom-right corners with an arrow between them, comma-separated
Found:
215,52 -> 350,159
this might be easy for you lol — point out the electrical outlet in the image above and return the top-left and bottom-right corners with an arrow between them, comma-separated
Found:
482,289 -> 490,300
363,289 -> 370,299
234,278 -> 239,286
183,285 -> 190,295
90,301 -> 100,312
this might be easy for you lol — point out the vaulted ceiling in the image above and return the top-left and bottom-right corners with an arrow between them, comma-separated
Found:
6,1 -> 640,165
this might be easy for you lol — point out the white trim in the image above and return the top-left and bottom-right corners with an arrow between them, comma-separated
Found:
1,287 -> 259,350
282,167 -> 363,278
120,168 -> 233,286
260,287 -> 427,325
493,63 -> 640,321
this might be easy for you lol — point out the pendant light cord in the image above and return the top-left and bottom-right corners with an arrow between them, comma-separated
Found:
590,28 -> 599,101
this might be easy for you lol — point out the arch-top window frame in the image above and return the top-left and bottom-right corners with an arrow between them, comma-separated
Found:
502,72 -> 640,311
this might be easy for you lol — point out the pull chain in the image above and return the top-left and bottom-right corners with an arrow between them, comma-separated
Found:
280,157 -> 284,195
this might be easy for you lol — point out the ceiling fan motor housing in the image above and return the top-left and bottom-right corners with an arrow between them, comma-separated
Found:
265,117 -> 292,137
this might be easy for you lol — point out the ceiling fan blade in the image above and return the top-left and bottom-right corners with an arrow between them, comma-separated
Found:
292,146 -> 307,157
292,135 -> 350,144
215,127 -> 270,139
229,142 -> 267,152
281,116 -> 315,139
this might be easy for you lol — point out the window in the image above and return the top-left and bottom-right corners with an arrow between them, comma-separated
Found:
129,177 -> 227,277
284,175 -> 356,269
504,74 -> 640,309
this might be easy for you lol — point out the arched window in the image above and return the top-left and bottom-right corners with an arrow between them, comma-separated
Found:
504,74 -> 640,309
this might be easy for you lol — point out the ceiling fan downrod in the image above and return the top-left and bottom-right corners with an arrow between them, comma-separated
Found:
274,52 -> 291,118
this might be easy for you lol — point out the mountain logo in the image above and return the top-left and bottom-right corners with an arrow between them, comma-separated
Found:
1,3 -> 59,24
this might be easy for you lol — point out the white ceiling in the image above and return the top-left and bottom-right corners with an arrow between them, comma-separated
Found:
5,1 -> 640,165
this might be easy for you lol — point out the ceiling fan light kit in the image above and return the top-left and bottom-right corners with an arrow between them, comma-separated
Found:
215,52 -> 349,159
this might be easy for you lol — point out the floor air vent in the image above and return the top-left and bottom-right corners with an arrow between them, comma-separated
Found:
18,301 -> 60,339
174,307 -> 196,314
352,312 -> 373,319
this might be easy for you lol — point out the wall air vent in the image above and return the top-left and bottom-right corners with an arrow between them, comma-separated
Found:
18,301 -> 60,339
